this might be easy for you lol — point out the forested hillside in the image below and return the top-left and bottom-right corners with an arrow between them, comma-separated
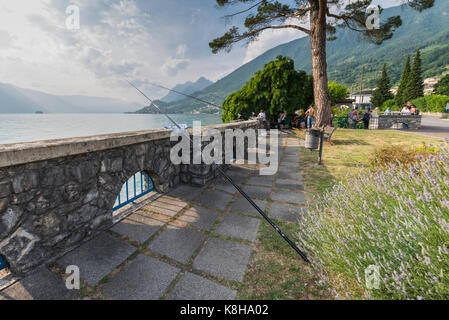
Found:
152,0 -> 449,114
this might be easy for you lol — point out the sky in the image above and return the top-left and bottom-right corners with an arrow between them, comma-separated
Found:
0,0 -> 403,104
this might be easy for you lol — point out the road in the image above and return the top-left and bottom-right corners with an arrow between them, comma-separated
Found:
408,116 -> 449,139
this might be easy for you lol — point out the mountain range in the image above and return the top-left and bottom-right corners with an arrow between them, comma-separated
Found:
151,0 -> 449,114
0,82 -> 141,114
160,77 -> 212,103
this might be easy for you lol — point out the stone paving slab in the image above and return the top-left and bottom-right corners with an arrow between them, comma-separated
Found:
194,189 -> 234,211
0,266 -> 78,300
144,196 -> 187,218
246,175 -> 276,187
241,185 -> 272,200
277,171 -> 303,181
223,170 -> 250,183
100,254 -> 180,300
284,147 -> 300,156
282,155 -> 299,161
147,224 -> 206,263
177,206 -> 221,231
193,238 -> 253,282
228,166 -> 257,176
268,203 -> 305,223
228,196 -> 267,217
58,232 -> 136,286
215,213 -> 261,242
168,184 -> 205,201
111,211 -> 167,243
209,176 -> 239,194
167,272 -> 236,300
271,189 -> 306,205
278,165 -> 301,174
275,179 -> 304,190
280,160 -> 301,167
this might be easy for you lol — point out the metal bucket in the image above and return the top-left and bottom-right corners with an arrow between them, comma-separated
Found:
305,129 -> 321,150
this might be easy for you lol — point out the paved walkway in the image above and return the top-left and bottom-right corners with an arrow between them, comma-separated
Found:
0,133 -> 306,300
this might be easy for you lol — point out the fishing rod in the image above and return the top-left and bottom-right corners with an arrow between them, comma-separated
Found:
150,82 -> 222,109
280,129 -> 306,141
128,81 -> 310,263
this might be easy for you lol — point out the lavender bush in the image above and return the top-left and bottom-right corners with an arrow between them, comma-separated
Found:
298,142 -> 449,300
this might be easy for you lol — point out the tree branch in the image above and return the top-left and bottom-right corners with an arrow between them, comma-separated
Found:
223,0 -> 271,18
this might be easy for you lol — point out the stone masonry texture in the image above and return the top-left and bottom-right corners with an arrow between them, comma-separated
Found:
0,120 -> 261,275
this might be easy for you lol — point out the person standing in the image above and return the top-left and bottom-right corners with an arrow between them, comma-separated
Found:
305,105 -> 315,129
362,109 -> 372,129
348,107 -> 359,129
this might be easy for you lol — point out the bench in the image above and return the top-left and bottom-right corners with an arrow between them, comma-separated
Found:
323,126 -> 337,144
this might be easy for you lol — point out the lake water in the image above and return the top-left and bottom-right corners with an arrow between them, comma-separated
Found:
0,113 -> 222,145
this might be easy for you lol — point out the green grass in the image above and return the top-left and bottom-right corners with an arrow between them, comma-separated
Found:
237,219 -> 330,300
297,128 -> 443,202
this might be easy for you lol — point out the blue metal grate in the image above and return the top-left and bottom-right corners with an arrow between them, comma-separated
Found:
113,172 -> 155,211
0,255 -> 8,271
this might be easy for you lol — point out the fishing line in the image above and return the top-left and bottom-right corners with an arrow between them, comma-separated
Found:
128,81 -> 310,263
280,129 -> 306,141
150,82 -> 222,109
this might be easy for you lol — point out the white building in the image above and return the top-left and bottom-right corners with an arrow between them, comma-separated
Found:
349,89 -> 374,104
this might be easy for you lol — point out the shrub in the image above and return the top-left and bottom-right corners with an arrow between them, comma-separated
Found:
332,106 -> 351,117
297,142 -> 449,300
381,99 -> 398,112
411,95 -> 449,113
368,144 -> 437,169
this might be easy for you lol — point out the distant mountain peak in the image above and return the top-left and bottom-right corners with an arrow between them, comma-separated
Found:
0,82 -> 140,114
160,77 -> 213,103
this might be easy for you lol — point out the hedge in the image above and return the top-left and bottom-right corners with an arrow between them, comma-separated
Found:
381,95 -> 449,113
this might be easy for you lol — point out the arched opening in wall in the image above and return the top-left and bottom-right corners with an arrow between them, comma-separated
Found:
112,171 -> 158,220
390,122 -> 409,130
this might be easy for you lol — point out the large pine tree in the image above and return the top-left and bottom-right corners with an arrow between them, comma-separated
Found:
396,56 -> 411,107
371,63 -> 393,109
408,49 -> 424,100
209,1 -> 435,128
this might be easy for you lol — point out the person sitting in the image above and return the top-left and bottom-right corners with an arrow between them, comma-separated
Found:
401,106 -> 411,115
278,111 -> 286,129
270,116 -> 280,129
292,110 -> 306,129
257,109 -> 268,129
410,105 -> 417,115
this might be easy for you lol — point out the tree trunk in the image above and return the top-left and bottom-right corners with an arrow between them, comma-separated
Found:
309,0 -> 331,128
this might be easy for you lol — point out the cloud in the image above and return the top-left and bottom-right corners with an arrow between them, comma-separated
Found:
0,0 -> 301,101
0,30 -> 13,48
161,58 -> 190,77
176,44 -> 188,57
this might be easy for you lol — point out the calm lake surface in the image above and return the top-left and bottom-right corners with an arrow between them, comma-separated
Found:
0,113 -> 222,145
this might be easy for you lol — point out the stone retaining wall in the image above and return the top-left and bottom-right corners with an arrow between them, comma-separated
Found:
0,120 -> 261,274
375,114 -> 422,130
